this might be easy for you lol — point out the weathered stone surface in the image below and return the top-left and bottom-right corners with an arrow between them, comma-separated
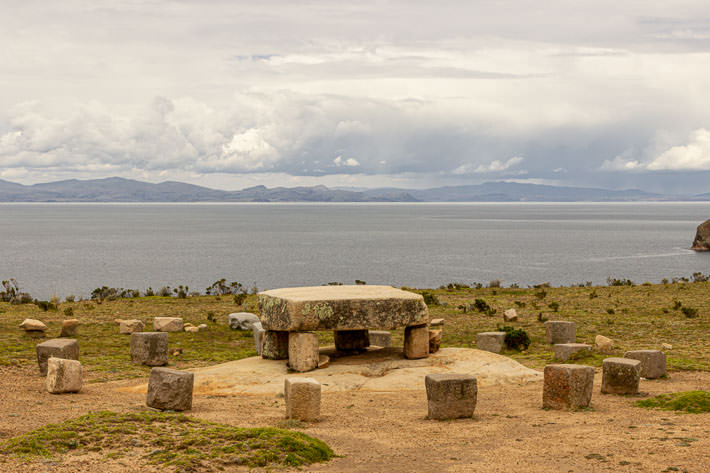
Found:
284,377 -> 321,421
661,343 -> 672,350
253,322 -> 265,355
153,317 -> 183,332
146,367 -> 194,411
20,318 -> 47,332
197,324 -> 207,331
624,350 -> 666,379
288,332 -> 319,372
59,319 -> 79,337
185,326 -> 199,333
36,338 -> 79,376
228,312 -> 261,330
425,373 -> 477,420
430,318 -> 444,326
130,332 -> 169,366
334,330 -> 370,351
545,321 -> 576,344
119,319 -> 145,334
476,332 -> 506,354
601,357 -> 641,394
503,308 -> 518,322
404,324 -> 429,359
46,357 -> 82,394
542,364 -> 594,410
691,219 -> 710,251
262,330 -> 289,360
368,330 -> 391,347
258,285 -> 429,331
553,343 -> 592,361
428,330 -> 442,353
595,335 -> 614,354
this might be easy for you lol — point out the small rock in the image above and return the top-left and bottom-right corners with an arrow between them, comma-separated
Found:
661,343 -> 672,350
59,319 -> 79,337
20,318 -> 47,332
228,312 -> 261,330
601,357 -> 641,394
425,373 -> 477,420
36,338 -> 79,376
46,357 -> 82,394
130,332 -> 169,366
476,332 -> 506,354
284,377 -> 321,421
430,318 -> 445,326
197,324 -> 208,331
545,321 -> 576,344
404,324 -> 429,360
553,343 -> 592,362
624,350 -> 667,379
318,354 -> 330,369
146,367 -> 194,411
119,319 -> 145,334
153,317 -> 183,332
503,308 -> 518,322
172,348 -> 183,356
595,335 -> 614,354
114,318 -> 124,325
185,326 -> 199,333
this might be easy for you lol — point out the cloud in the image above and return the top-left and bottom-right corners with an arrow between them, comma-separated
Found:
333,156 -> 360,167
647,129 -> 710,170
600,156 -> 643,171
451,156 -> 525,175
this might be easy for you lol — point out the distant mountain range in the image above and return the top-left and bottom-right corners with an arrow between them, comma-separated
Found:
0,177 -> 707,202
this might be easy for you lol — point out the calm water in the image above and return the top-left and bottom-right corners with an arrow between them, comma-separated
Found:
1,203 -> 709,299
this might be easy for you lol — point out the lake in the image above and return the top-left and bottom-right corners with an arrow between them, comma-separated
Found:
1,202 -> 709,299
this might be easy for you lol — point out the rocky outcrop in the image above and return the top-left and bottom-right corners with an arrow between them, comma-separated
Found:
691,219 -> 710,251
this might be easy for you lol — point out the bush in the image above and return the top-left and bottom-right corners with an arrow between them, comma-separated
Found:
472,298 -> 496,316
607,277 -> 634,286
421,292 -> 439,306
157,286 -> 172,297
34,300 -> 57,312
534,290 -> 547,299
90,286 -> 139,301
65,295 -> 76,303
499,326 -> 531,351
548,302 -> 559,312
0,279 -> 32,305
488,279 -> 501,288
173,285 -> 188,299
681,307 -> 699,318
206,279 -> 244,296
234,293 -> 247,305
63,307 -> 74,316
355,279 -> 366,285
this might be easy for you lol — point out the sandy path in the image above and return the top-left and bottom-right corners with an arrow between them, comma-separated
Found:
1,365 -> 708,472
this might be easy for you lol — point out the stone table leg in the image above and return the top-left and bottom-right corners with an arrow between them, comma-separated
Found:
404,324 -> 429,359
288,332 -> 319,372
262,330 -> 289,360
334,329 -> 370,351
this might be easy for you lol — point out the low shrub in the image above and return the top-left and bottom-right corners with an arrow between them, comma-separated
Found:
499,326 -> 531,351
421,291 -> 439,306
681,306 -> 699,318
636,391 -> 710,413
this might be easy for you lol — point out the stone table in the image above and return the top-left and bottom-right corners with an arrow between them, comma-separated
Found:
258,285 -> 430,370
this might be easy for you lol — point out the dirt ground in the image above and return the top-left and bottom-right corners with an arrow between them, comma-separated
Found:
1,364 -> 709,473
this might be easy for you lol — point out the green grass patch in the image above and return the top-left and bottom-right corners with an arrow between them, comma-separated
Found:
636,391 -> 710,414
0,410 -> 334,470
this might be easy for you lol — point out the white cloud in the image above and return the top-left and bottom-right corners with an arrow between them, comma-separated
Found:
333,156 -> 360,167
474,156 -> 524,173
647,129 -> 710,171
600,156 -> 643,171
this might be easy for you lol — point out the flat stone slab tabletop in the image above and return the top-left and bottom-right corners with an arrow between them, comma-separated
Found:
258,285 -> 429,331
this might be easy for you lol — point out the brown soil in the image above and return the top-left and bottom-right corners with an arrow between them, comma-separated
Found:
1,365 -> 708,473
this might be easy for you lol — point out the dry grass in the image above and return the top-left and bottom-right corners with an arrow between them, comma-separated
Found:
1,281 -> 709,381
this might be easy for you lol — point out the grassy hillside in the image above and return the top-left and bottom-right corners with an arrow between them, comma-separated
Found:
1,281 -> 708,381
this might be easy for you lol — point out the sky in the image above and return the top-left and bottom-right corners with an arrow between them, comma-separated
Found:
1,1 -> 710,193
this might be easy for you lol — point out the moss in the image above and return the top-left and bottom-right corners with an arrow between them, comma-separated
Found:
636,391 -> 710,413
1,411 -> 335,470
